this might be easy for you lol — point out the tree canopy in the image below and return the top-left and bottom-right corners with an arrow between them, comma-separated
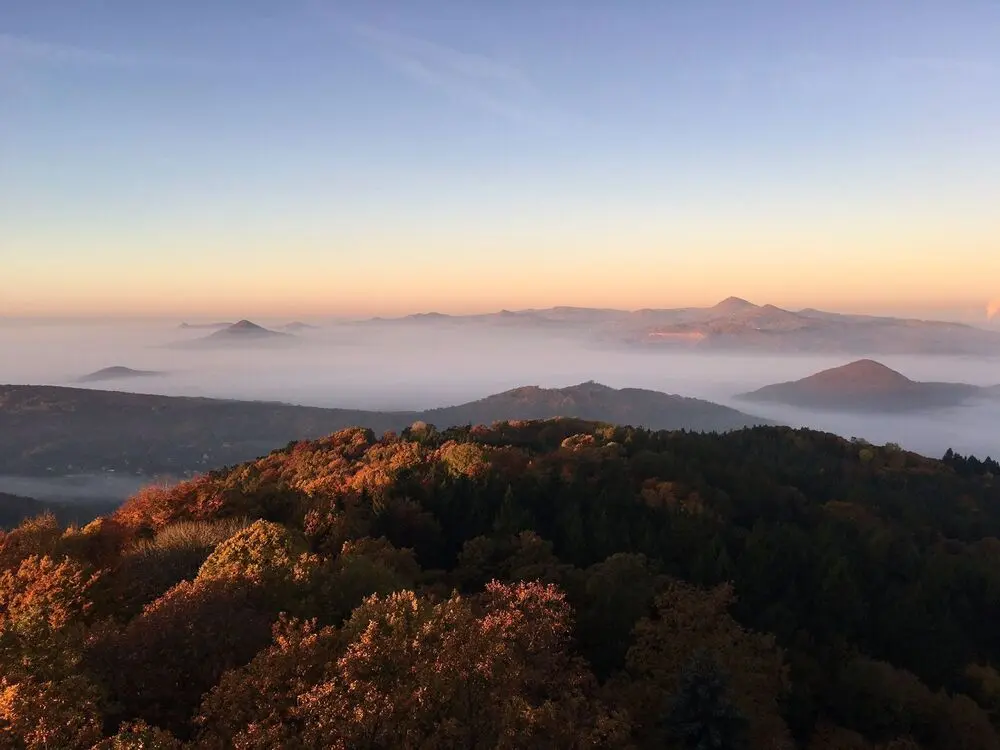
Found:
2,419 -> 1000,748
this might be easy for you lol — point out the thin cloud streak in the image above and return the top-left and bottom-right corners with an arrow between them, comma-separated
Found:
349,23 -> 545,124
0,33 -> 132,66
0,32 -> 213,73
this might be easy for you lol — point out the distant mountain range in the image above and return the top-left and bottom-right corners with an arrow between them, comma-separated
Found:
77,366 -> 166,383
167,320 -> 295,349
167,302 -> 1000,355
737,359 -> 999,413
0,382 -> 769,478
363,298 -> 1000,355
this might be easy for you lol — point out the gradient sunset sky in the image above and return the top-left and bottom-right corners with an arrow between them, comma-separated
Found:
2,1 -> 998,319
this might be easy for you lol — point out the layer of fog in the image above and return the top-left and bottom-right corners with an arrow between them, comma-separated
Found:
0,474 -> 150,503
2,320 -> 998,472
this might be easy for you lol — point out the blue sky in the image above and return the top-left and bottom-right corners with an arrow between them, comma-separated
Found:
1,1 -> 998,318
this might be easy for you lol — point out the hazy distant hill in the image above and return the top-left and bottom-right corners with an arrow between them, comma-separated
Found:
204,320 -> 289,340
0,490 -> 118,529
77,366 -> 165,383
0,491 -> 47,528
281,321 -> 319,331
167,320 -> 295,349
736,359 -> 985,412
0,382 -> 769,477
367,298 -> 1000,356
178,321 -> 232,330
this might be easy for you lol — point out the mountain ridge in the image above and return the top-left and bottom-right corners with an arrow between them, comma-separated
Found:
0,381 -> 771,478
358,298 -> 1000,355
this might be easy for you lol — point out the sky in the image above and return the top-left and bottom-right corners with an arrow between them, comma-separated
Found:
1,0 -> 999,320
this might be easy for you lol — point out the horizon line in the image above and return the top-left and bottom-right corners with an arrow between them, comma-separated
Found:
1,297 -> 997,326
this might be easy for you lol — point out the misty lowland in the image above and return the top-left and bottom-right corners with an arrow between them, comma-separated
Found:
6,3 -> 1000,747
3,305 -> 998,507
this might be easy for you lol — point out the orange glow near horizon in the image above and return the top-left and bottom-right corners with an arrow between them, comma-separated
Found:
2,256 -> 996,319
3,218 -> 997,320
3,276 -> 996,322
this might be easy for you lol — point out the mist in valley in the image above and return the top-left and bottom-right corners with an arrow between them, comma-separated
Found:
2,318 -> 998,503
0,473 -> 149,503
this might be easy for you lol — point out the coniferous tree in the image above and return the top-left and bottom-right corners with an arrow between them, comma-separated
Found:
667,649 -> 749,750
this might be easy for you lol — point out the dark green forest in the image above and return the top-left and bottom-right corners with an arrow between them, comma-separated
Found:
3,418 -> 1000,748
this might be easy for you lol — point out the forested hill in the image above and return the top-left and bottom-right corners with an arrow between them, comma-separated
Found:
0,382 -> 768,476
3,420 -> 1000,748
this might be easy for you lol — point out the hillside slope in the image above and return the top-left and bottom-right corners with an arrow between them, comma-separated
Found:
4,420 -> 999,747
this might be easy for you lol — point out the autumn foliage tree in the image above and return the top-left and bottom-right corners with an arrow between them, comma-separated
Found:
297,581 -> 628,748
90,720 -> 184,749
0,674 -> 104,750
0,554 -> 100,678
0,553 -> 104,749
198,581 -> 630,748
88,577 -> 274,734
195,615 -> 342,749
0,512 -> 66,569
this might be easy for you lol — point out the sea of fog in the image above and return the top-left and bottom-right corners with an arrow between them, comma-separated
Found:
1,320 -> 998,494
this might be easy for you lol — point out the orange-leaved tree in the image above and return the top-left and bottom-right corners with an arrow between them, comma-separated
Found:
0,553 -> 105,749
90,719 -> 184,749
0,553 -> 101,679
199,580 -> 630,748
296,580 -> 630,748
91,520 -> 325,735
196,615 -> 343,749
0,674 -> 104,750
